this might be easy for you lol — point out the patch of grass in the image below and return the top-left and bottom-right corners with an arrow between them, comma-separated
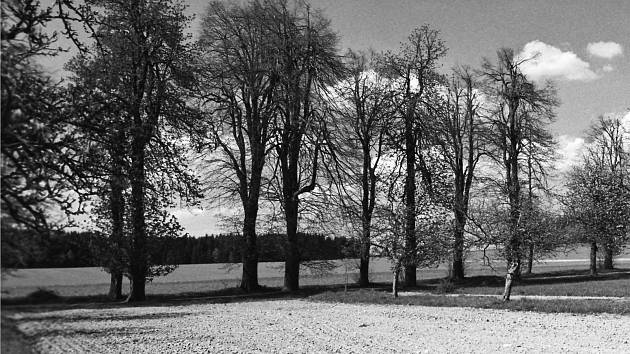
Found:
309,289 -> 630,315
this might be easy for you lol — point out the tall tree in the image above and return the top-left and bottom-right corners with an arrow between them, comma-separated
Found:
481,48 -> 558,301
381,26 -> 447,287
433,67 -> 484,281
265,0 -> 343,291
333,50 -> 394,287
71,0 -> 200,302
197,0 -> 280,292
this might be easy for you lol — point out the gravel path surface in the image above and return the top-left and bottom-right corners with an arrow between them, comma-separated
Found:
7,299 -> 630,353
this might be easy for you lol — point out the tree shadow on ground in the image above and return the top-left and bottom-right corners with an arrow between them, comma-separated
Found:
434,268 -> 630,289
2,268 -> 628,311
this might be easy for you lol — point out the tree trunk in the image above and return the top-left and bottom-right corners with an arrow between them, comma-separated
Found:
403,138 -> 417,286
108,135 -> 125,301
590,241 -> 598,276
502,260 -> 520,302
108,272 -> 123,300
603,244 -> 614,270
127,130 -> 147,303
451,207 -> 466,281
525,244 -> 534,275
403,94 -> 417,287
240,206 -> 259,292
358,225 -> 371,287
392,266 -> 400,298
283,199 -> 300,291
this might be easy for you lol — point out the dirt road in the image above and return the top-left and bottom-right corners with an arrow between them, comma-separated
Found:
6,299 -> 630,353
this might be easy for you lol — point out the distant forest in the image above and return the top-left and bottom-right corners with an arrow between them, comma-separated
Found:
1,230 -> 359,269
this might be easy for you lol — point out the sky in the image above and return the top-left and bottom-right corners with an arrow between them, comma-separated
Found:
40,0 -> 630,235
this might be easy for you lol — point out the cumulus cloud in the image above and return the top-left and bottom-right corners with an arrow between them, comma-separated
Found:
587,41 -> 623,59
519,41 -> 599,82
602,64 -> 614,72
556,135 -> 586,173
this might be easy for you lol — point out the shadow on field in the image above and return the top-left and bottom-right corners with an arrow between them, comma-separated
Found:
12,311 -> 195,324
437,268 -> 630,289
2,268 -> 628,312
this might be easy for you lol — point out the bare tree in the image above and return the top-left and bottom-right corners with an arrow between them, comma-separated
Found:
433,67 -> 484,281
264,0 -> 343,291
333,50 -> 394,287
197,0 -> 280,292
381,26 -> 447,287
481,48 -> 558,301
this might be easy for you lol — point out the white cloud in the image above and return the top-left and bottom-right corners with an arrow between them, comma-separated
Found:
556,135 -> 586,173
602,64 -> 614,72
518,40 -> 599,82
623,111 -> 630,131
587,41 -> 623,59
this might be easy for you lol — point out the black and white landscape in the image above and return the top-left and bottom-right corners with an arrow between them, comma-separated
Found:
2,0 -> 629,352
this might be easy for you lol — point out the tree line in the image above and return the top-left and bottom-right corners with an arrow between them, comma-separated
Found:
2,0 -> 628,302
1,229 -> 357,268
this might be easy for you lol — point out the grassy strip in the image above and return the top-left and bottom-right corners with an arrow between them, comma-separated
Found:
309,289 -> 630,315
423,269 -> 630,297
452,278 -> 630,297
2,268 -> 628,308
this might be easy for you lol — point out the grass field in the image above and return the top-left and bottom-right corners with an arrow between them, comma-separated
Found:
2,246 -> 629,300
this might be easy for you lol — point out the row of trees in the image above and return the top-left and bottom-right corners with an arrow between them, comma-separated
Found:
2,0 -> 628,302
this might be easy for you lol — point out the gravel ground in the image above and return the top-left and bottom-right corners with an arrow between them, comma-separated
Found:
6,299 -> 630,353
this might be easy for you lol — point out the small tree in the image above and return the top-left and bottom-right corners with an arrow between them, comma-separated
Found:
584,115 -> 630,269
374,151 -> 452,297
564,149 -> 630,275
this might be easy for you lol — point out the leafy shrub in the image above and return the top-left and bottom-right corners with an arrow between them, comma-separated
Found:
436,278 -> 456,294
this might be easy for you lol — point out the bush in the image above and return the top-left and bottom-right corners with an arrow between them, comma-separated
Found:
436,278 -> 456,294
25,288 -> 61,303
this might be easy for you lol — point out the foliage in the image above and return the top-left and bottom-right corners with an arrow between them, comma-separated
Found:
1,0 -> 96,234
564,161 -> 630,254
